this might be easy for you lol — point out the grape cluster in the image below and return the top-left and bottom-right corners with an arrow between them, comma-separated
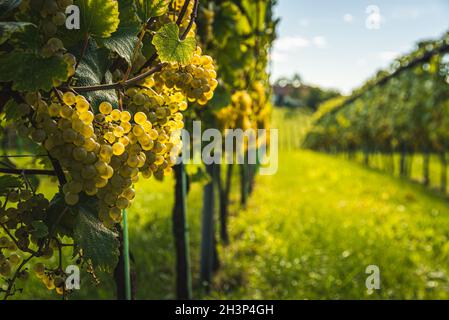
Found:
152,47 -> 218,106
22,90 -> 183,227
32,261 -> 67,295
231,90 -> 254,130
0,189 -> 53,277
20,0 -> 73,38
18,0 -> 77,80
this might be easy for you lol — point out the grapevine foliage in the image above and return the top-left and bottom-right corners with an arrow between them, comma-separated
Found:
0,0 -> 217,299
304,33 -> 449,156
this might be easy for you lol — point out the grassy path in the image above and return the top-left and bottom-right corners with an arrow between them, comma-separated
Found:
12,148 -> 449,299
211,150 -> 449,299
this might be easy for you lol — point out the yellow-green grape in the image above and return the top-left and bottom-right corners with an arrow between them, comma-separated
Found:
104,131 -> 116,144
43,276 -> 55,290
109,207 -> 122,222
81,165 -> 96,180
75,96 -> 89,112
119,136 -> 130,147
120,111 -> 131,122
63,92 -> 76,105
67,180 -> 83,193
123,188 -> 135,200
100,144 -> 113,160
99,102 -> 113,115
33,262 -> 45,276
62,128 -> 77,142
134,112 -> 147,125
113,126 -> 124,137
79,111 -> 94,124
148,129 -> 158,140
72,147 -> 87,161
112,142 -> 125,156
48,103 -> 61,116
127,154 -> 139,167
116,197 -> 129,209
110,109 -> 121,121
132,124 -> 145,137
122,122 -> 132,133
60,104 -> 73,119
64,192 -> 79,206
142,121 -> 152,132
95,161 -> 109,176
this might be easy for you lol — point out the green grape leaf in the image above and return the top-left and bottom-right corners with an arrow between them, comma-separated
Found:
44,193 -> 76,237
73,40 -> 118,111
119,0 -> 141,23
0,0 -> 21,19
0,175 -> 23,195
75,0 -> 120,38
2,99 -> 20,122
98,22 -> 140,65
137,0 -> 170,20
0,52 -> 69,92
152,23 -> 196,64
30,221 -> 49,239
0,22 -> 35,45
73,205 -> 119,272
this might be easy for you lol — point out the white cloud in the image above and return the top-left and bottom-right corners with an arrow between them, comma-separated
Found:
313,36 -> 327,49
343,13 -> 354,23
275,35 -> 328,52
378,51 -> 400,62
275,36 -> 310,51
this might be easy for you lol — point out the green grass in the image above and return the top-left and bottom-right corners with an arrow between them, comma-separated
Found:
210,150 -> 449,299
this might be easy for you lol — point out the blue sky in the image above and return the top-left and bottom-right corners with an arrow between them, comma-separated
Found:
271,0 -> 449,93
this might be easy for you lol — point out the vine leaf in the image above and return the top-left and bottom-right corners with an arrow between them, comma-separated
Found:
30,221 -> 49,239
152,23 -> 196,64
137,0 -> 170,20
0,176 -> 23,195
73,205 -> 119,272
74,0 -> 120,38
0,22 -> 35,45
73,40 -> 118,111
98,22 -> 140,65
0,52 -> 69,92
3,99 -> 20,122
0,0 -> 21,19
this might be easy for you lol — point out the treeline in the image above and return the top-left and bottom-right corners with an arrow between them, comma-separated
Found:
273,74 -> 340,110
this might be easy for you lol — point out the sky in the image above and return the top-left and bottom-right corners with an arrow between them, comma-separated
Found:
271,0 -> 449,94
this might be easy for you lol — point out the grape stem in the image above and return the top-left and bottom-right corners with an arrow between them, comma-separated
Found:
69,63 -> 165,92
2,253 -> 36,300
0,222 -> 38,256
180,0 -> 199,40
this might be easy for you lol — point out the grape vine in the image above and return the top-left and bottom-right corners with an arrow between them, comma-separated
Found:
0,0 -> 216,299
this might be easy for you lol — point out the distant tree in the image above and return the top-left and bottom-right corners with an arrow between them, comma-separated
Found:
272,74 -> 341,109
